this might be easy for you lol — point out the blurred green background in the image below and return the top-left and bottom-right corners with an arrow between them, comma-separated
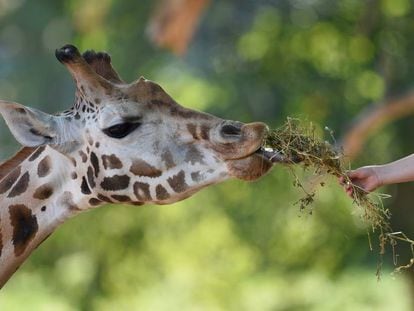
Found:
1,0 -> 414,310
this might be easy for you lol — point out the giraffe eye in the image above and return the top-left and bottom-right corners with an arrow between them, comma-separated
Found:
103,122 -> 141,139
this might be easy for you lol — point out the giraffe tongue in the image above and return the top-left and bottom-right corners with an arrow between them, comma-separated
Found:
256,147 -> 302,164
255,147 -> 284,163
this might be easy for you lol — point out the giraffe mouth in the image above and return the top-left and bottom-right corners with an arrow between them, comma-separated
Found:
255,147 -> 303,164
254,147 -> 303,163
254,147 -> 285,163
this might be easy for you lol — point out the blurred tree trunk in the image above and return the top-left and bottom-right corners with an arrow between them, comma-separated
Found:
147,0 -> 211,55
341,93 -> 414,159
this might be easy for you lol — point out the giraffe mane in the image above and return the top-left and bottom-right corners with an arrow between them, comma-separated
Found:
0,146 -> 37,181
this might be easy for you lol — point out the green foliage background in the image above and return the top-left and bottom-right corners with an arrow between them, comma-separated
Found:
0,0 -> 413,310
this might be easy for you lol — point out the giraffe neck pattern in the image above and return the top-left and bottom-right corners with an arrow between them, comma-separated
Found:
0,146 -> 89,287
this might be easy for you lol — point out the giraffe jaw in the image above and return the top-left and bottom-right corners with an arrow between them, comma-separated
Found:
225,151 -> 272,181
225,145 -> 297,181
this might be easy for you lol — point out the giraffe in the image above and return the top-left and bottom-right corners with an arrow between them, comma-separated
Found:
0,44 -> 280,288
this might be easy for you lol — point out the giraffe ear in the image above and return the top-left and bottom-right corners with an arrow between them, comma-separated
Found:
0,100 -> 74,147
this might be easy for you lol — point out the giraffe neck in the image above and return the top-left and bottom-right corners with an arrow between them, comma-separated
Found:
0,146 -> 88,288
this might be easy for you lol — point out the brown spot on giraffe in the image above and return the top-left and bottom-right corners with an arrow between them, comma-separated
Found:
33,183 -> 54,200
69,157 -> 77,167
9,204 -> 39,256
71,172 -> 78,179
131,201 -> 144,206
8,172 -> 30,198
100,175 -> 130,191
89,198 -> 101,206
185,145 -> 205,165
133,182 -> 151,201
102,154 -> 123,169
37,156 -> 51,178
191,171 -> 202,182
129,159 -> 162,177
0,166 -> 21,194
187,123 -> 198,140
90,152 -> 100,177
87,166 -> 96,188
79,150 -> 88,163
156,184 -> 169,200
111,194 -> 131,202
28,146 -> 45,162
81,177 -> 91,194
0,147 -> 35,181
161,149 -> 175,169
97,194 -> 113,203
167,170 -> 188,193
200,124 -> 210,140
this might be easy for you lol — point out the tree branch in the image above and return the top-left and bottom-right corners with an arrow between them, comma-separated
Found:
341,92 -> 414,159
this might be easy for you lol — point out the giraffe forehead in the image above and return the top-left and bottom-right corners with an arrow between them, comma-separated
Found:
92,94 -> 218,126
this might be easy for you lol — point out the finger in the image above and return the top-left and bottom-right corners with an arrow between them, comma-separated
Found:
347,170 -> 363,179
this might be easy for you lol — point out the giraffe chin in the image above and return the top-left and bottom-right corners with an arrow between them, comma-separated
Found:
226,152 -> 273,181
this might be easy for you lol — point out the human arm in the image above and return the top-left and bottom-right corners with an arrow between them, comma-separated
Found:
341,154 -> 414,196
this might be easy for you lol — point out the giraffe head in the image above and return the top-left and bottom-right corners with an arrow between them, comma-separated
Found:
0,45 -> 277,206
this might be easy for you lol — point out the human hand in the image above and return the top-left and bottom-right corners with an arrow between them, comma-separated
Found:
339,166 -> 383,198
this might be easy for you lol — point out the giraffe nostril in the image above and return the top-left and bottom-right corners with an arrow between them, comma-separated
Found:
221,124 -> 242,137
